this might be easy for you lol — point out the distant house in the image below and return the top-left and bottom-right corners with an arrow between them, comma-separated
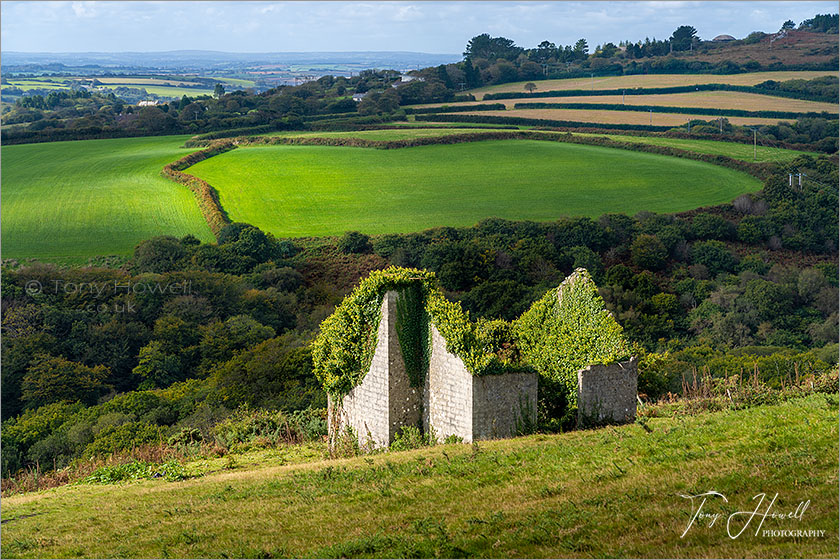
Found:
712,34 -> 736,42
400,74 -> 424,83
138,100 -> 159,107
351,92 -> 367,102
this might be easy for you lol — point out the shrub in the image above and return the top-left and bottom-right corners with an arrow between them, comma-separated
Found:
338,231 -> 372,254
83,422 -> 164,458
390,425 -> 436,451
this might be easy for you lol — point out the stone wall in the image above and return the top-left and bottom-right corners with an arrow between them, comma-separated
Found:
329,291 -> 420,449
577,358 -> 638,427
427,325 -> 473,442
473,372 -> 538,440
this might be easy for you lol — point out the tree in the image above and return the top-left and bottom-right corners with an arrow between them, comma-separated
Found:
338,231 -> 372,254
214,83 -> 225,98
464,33 -> 522,61
22,355 -> 110,408
524,82 -> 538,93
631,234 -> 668,271
781,19 -> 796,30
670,25 -> 698,51
573,38 -> 589,56
133,236 -> 187,273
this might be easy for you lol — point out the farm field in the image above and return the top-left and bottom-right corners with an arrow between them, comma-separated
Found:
258,126 -> 816,162
468,71 -> 837,98
261,127 -> 509,140
570,132 -> 819,162
457,108 -> 789,127
186,140 -> 761,238
413,91 -> 837,113
2,396 -> 836,558
1,135 -> 214,262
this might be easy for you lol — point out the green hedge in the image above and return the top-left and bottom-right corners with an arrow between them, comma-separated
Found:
404,103 -> 506,115
416,113 -> 674,132
511,102 -> 825,120
484,83 -> 836,103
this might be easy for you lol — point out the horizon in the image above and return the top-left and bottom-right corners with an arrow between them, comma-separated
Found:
2,1 -> 837,54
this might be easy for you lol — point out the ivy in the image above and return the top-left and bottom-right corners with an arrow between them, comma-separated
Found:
313,267 -> 630,404
515,268 -> 631,408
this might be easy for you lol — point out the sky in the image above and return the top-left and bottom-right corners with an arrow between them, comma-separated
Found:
1,1 -> 837,54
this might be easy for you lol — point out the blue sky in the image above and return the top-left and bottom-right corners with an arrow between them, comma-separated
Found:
2,1 -> 836,53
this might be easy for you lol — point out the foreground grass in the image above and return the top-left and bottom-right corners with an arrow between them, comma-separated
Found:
187,139 -> 761,237
2,135 -> 214,261
2,395 -> 836,558
467,71 -> 837,97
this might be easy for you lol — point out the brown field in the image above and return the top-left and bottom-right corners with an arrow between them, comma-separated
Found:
93,77 -> 204,86
414,91 -> 837,113
457,108 -> 790,127
468,71 -> 836,98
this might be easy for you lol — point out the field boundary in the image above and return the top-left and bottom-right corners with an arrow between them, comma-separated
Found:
167,129 -> 775,237
511,102 -> 827,120
482,82 -> 838,103
160,141 -> 236,237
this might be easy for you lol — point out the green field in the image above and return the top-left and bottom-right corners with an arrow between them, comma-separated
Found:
570,132 -> 819,163
187,140 -> 762,237
2,396 -> 836,558
1,136 -> 214,262
269,125 -> 816,163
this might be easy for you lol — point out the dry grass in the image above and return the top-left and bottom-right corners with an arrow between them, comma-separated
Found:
414,91 -> 836,113
468,71 -> 836,97
458,108 -> 790,127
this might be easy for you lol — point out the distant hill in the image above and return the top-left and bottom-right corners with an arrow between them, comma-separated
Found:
681,29 -> 838,68
1,50 -> 461,72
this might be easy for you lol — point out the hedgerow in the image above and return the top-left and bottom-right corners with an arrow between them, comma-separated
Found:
160,140 -> 234,237
403,103 -> 506,115
483,83 -> 838,102
511,102 -> 826,120
415,113 -> 674,132
515,268 -> 631,409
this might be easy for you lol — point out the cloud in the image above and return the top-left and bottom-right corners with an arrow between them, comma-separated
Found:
71,1 -> 97,18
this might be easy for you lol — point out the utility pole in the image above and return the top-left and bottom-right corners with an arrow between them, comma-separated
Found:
650,109 -> 653,125
747,127 -> 758,161
622,89 -> 625,104
719,117 -> 723,133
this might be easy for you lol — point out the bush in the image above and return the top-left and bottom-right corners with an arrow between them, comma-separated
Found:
83,422 -> 164,458
338,231 -> 372,254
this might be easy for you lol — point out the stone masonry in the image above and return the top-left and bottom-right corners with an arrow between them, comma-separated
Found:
328,291 -> 421,448
576,358 -> 639,427
330,288 -> 636,448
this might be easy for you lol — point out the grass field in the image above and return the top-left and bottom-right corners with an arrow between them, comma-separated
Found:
262,126 -> 815,162
414,91 -> 837,114
570,132 -> 819,163
186,140 -> 761,238
1,136 -> 214,262
468,71 -> 837,98
2,396 -> 836,558
459,108 -> 789,127
261,128 -> 508,140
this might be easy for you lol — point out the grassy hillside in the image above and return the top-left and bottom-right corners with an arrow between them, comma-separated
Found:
186,140 -> 761,238
1,135 -> 214,262
467,71 -> 837,98
2,396 -> 836,558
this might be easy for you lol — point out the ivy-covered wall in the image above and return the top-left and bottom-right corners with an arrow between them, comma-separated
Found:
312,267 -> 632,424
